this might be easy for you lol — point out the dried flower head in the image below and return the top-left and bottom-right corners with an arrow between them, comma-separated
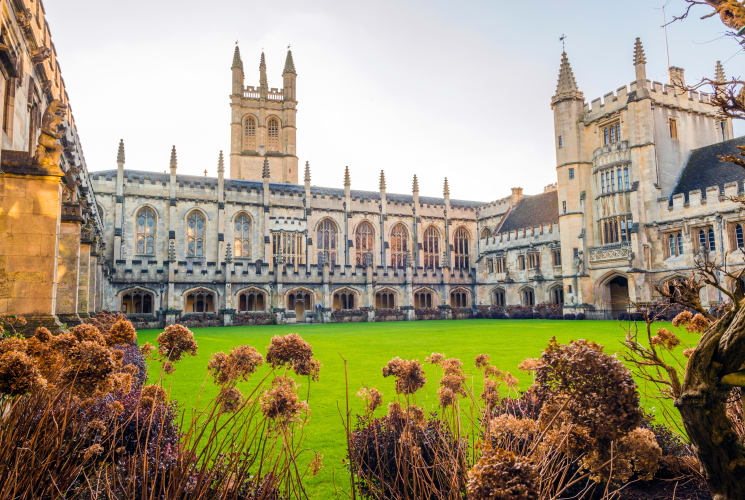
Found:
33,327 -> 52,343
62,341 -> 116,395
475,353 -> 490,368
0,337 -> 28,355
163,361 -> 175,374
438,386 -> 456,407
481,378 -> 501,407
217,386 -> 243,413
68,324 -> 106,346
488,414 -> 538,448
82,443 -> 104,462
686,313 -> 711,334
672,310 -> 693,327
518,358 -> 542,372
209,345 -> 265,385
582,427 -> 661,484
467,446 -> 539,500
140,384 -> 168,408
260,376 -> 306,422
107,319 -> 137,346
425,352 -> 444,365
357,387 -> 383,413
292,357 -> 321,381
484,365 -> 503,379
382,357 -> 426,394
0,350 -> 46,395
51,332 -> 77,354
683,347 -> 695,359
309,452 -> 324,476
266,334 -> 318,378
140,341 -> 155,358
651,328 -> 681,350
157,324 -> 198,362
504,372 -> 519,390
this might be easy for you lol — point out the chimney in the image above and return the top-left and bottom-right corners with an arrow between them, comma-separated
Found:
511,187 -> 523,205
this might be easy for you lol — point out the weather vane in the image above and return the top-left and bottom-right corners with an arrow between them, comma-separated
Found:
559,34 -> 566,52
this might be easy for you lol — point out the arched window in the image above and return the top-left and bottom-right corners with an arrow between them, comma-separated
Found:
234,213 -> 251,258
521,288 -> 535,307
450,288 -> 469,308
185,288 -> 215,313
423,226 -> 440,270
355,221 -> 374,267
121,289 -> 154,314
238,288 -> 266,312
136,207 -> 156,255
187,211 -> 206,257
267,117 -> 280,150
735,223 -> 744,249
414,289 -> 434,309
390,223 -> 408,269
317,219 -> 337,266
492,288 -> 505,307
375,289 -> 396,309
480,227 -> 491,240
243,116 -> 256,149
287,289 -> 313,319
333,288 -> 357,310
550,286 -> 564,306
453,227 -> 470,270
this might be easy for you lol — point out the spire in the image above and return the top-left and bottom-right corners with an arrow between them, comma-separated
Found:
633,37 -> 646,66
551,51 -> 583,105
217,150 -> 224,173
283,49 -> 296,75
304,160 -> 311,184
169,145 -> 177,172
443,177 -> 450,198
412,174 -> 419,194
262,156 -> 270,179
259,52 -> 268,90
232,44 -> 243,69
715,60 -> 725,82
117,139 -> 125,164
344,165 -> 350,188
379,170 -> 386,191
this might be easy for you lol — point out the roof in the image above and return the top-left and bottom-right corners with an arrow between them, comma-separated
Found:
497,190 -> 558,233
671,136 -> 745,202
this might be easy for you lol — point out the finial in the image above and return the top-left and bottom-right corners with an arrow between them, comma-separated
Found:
117,139 -> 125,164
379,170 -> 386,191
204,169 -> 208,177
443,177 -> 450,197
217,150 -> 224,173
169,145 -> 177,171
304,160 -> 311,184
283,47 -> 296,75
412,174 -> 419,194
344,165 -> 350,188
232,44 -> 243,69
559,33 -> 566,52
633,37 -> 646,66
262,156 -> 270,179
259,52 -> 268,90
715,60 -> 725,82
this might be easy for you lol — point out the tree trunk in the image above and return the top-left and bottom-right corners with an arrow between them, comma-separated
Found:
676,309 -> 745,500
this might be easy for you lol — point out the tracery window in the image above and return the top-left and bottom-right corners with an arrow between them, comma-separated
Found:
243,116 -> 256,149
234,213 -> 251,258
492,288 -> 505,307
186,211 -> 206,257
521,288 -> 535,307
185,289 -> 215,313
601,215 -> 633,245
453,227 -> 470,270
450,288 -> 469,308
422,226 -> 440,270
136,207 -> 156,255
355,221 -> 374,267
414,289 -> 434,309
121,289 -> 154,314
267,117 -> 280,150
375,290 -> 396,309
551,287 -> 564,306
317,219 -> 337,267
332,289 -> 356,310
272,232 -> 304,271
238,288 -> 266,312
390,223 -> 408,268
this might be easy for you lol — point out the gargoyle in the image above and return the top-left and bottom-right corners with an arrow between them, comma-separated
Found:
34,99 -> 66,170
30,46 -> 51,65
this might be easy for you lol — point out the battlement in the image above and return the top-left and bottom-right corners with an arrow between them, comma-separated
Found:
656,182 -> 743,218
483,223 -> 559,250
242,86 -> 285,101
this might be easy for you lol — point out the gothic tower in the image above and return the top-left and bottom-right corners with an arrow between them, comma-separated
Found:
229,46 -> 298,183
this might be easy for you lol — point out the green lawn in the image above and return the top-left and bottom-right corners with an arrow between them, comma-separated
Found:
137,319 -> 696,499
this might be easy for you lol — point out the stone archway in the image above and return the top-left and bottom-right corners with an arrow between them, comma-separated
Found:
608,276 -> 629,317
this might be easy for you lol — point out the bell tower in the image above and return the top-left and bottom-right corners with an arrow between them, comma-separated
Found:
229,45 -> 298,183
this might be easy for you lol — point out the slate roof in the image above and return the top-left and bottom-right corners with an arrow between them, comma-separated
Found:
672,136 -> 745,202
497,190 -> 558,234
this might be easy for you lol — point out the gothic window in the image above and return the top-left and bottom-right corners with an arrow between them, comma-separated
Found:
495,256 -> 506,273
602,215 -> 633,245
480,227 -> 491,240
709,228 -> 716,251
453,227 -> 470,270
736,224 -> 744,249
422,226 -> 440,270
186,211 -> 206,257
332,288 -> 356,310
267,117 -> 280,151
450,288 -> 469,308
667,231 -> 684,257
375,289 -> 396,309
551,286 -> 564,306
602,120 -> 620,146
521,288 -> 535,307
354,221 -> 374,267
136,207 -> 156,255
698,228 -> 716,253
238,288 -> 266,312
528,252 -> 540,270
243,116 -> 256,150
552,248 -> 561,266
390,223 -> 409,268
120,289 -> 154,314
317,219 -> 337,267
234,213 -> 251,258
272,232 -> 303,271
414,289 -> 434,309
185,289 -> 215,313
492,288 -> 505,307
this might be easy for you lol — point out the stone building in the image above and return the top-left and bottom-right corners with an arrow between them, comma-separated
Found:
0,0 -> 105,330
88,40 -> 745,325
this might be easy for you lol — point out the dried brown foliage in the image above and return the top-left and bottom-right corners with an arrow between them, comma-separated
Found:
265,333 -> 321,380
156,324 -> 198,362
467,446 -> 539,500
382,357 -> 426,394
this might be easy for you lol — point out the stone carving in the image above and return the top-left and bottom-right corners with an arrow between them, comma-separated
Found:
168,241 -> 176,262
30,46 -> 51,65
225,243 -> 233,263
589,244 -> 631,263
34,100 -> 66,170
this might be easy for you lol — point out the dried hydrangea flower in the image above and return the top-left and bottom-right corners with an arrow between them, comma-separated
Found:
651,328 -> 681,350
686,314 -> 711,334
425,352 -> 444,365
0,350 -> 46,395
260,376 -> 306,422
0,337 -> 28,355
683,348 -> 695,358
217,386 -> 243,413
357,387 -> 383,412
266,334 -> 319,378
504,372 -> 519,390
82,443 -> 104,461
474,353 -> 490,368
672,310 -> 693,327
62,341 -> 116,396
157,324 -> 198,362
382,357 -> 426,394
467,446 -> 538,499
107,319 -> 137,346
140,341 -> 155,358
33,327 -> 52,343
68,324 -> 106,346
518,358 -> 542,372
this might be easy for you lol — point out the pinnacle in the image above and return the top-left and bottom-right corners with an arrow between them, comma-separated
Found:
443,177 -> 450,197
283,49 -> 296,74
715,60 -> 725,82
262,156 -> 270,179
117,139 -> 125,164
633,37 -> 646,66
412,174 -> 419,193
259,52 -> 268,90
379,170 -> 386,191
304,161 -> 311,184
232,44 -> 243,69
344,166 -> 350,188
169,145 -> 177,170
217,150 -> 224,173
552,51 -> 583,104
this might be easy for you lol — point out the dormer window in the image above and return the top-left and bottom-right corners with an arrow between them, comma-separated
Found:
602,120 -> 621,146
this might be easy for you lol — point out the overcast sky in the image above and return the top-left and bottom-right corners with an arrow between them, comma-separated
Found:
44,0 -> 744,201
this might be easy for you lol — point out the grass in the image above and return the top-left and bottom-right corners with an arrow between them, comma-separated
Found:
137,319 -> 698,499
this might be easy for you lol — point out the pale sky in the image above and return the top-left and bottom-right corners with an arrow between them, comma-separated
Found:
45,0 -> 744,202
